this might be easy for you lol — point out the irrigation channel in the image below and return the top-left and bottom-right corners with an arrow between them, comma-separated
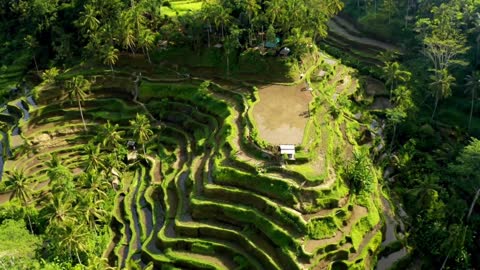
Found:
0,16 -> 409,269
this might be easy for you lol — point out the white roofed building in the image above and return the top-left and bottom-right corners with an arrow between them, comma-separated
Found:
279,144 -> 295,160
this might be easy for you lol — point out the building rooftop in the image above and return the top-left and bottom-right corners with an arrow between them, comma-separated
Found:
279,144 -> 295,155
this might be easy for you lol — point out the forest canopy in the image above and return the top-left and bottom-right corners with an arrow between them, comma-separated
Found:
1,0 -> 480,269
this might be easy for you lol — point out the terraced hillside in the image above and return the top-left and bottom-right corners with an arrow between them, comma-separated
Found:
0,55 -> 390,269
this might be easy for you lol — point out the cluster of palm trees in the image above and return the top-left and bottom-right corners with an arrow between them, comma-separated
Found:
379,51 -> 413,149
2,113 -> 154,266
73,0 -> 345,72
77,0 -> 158,71
381,50 -> 480,131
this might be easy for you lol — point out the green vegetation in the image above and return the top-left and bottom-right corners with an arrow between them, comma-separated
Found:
0,0 -> 479,269
0,219 -> 40,267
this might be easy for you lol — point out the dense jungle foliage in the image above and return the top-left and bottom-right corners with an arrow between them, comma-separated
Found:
340,0 -> 480,268
0,0 -> 479,269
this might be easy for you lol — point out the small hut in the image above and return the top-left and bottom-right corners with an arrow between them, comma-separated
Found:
279,47 -> 291,57
279,144 -> 296,160
127,140 -> 136,150
127,151 -> 138,162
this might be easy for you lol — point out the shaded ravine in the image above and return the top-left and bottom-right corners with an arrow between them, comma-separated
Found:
16,100 -> 29,121
26,96 -> 37,108
376,196 -> 407,270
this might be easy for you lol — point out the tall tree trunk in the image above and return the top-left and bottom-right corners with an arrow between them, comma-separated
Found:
475,36 -> 480,67
78,99 -> 87,131
467,188 -> 480,221
143,143 -> 146,156
248,14 -> 252,46
440,254 -> 450,270
207,22 -> 211,48
389,82 -> 394,99
442,188 -> 480,270
390,124 -> 397,152
405,0 -> 409,28
110,63 -> 114,75
221,24 -> 225,40
469,90 -> 474,131
146,48 -> 151,63
33,56 -> 39,74
226,52 -> 230,77
432,92 -> 439,119
24,201 -> 33,234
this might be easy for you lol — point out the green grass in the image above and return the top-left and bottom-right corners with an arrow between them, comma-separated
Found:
307,216 -> 339,239
212,164 -> 298,204
161,0 -> 203,17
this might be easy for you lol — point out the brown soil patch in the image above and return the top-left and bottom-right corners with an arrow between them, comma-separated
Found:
252,84 -> 312,145
0,192 -> 12,205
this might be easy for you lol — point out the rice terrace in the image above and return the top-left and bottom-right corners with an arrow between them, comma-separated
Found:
1,0 -> 479,269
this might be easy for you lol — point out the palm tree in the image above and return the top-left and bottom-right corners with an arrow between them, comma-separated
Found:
46,154 -> 75,198
79,4 -> 100,34
45,192 -> 77,231
465,71 -> 480,131
98,121 -> 122,150
429,68 -> 456,119
46,153 -> 61,169
129,113 -> 153,155
84,143 -> 106,172
224,26 -> 241,76
47,163 -> 75,197
24,35 -> 39,73
382,61 -> 411,99
386,107 -> 406,152
266,0 -> 283,24
214,6 -> 231,40
5,169 -> 33,233
86,256 -> 114,270
243,0 -> 261,45
118,11 -> 136,54
378,50 -> 398,64
138,28 -> 155,63
65,75 -> 91,131
128,5 -> 146,35
58,223 -> 89,264
103,46 -> 119,74
103,152 -> 126,177
80,171 -> 108,200
79,192 -> 109,230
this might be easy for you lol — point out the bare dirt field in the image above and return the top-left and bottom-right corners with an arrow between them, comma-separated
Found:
252,84 -> 312,145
